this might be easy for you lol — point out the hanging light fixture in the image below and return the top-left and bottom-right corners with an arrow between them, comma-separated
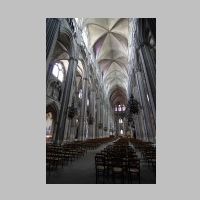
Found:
98,123 -> 103,129
68,98 -> 77,119
125,94 -> 140,125
128,94 -> 140,114
88,114 -> 94,124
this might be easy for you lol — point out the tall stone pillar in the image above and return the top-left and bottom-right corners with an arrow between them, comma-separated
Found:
54,57 -> 78,144
108,106 -> 111,136
140,109 -> 148,141
78,77 -> 88,140
134,115 -> 141,140
138,45 -> 156,122
96,97 -> 101,138
133,83 -> 144,140
105,104 -> 109,137
52,121 -> 58,141
135,68 -> 155,142
67,106 -> 79,142
103,105 -> 106,137
100,100 -> 104,138
46,18 -> 60,72
107,108 -> 111,136
88,89 -> 96,139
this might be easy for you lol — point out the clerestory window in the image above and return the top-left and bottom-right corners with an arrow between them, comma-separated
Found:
52,63 -> 64,82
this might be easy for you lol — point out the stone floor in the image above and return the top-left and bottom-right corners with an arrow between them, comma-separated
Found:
46,142 -> 156,184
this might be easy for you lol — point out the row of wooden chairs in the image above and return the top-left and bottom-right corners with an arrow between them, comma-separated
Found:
95,138 -> 140,184
46,137 -> 116,176
46,143 -> 87,175
130,138 -> 156,168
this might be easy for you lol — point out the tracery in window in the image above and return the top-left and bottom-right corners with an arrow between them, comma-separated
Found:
122,105 -> 126,111
52,63 -> 64,82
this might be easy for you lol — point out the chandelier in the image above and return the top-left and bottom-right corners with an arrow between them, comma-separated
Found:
98,123 -> 103,129
68,99 -> 77,119
104,127 -> 108,131
127,94 -> 140,115
88,114 -> 94,125
125,94 -> 140,125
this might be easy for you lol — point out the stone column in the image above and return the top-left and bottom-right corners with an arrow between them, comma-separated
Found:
88,89 -> 92,139
107,106 -> 109,136
63,84 -> 78,142
105,104 -> 109,137
138,45 -> 156,122
46,18 -> 60,72
133,84 -> 144,140
103,103 -> 107,137
139,109 -> 148,141
107,108 -> 111,136
52,121 -> 58,141
69,117 -> 77,141
134,115 -> 141,140
78,77 -> 88,140
54,57 -> 78,144
135,68 -> 155,142
100,100 -> 104,138
96,97 -> 101,138
88,89 -> 96,139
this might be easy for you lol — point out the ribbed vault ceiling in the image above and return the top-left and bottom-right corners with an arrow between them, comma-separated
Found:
83,18 -> 129,106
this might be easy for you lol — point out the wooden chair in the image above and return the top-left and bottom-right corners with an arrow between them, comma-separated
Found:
95,154 -> 107,183
111,157 -> 125,184
127,158 -> 140,183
